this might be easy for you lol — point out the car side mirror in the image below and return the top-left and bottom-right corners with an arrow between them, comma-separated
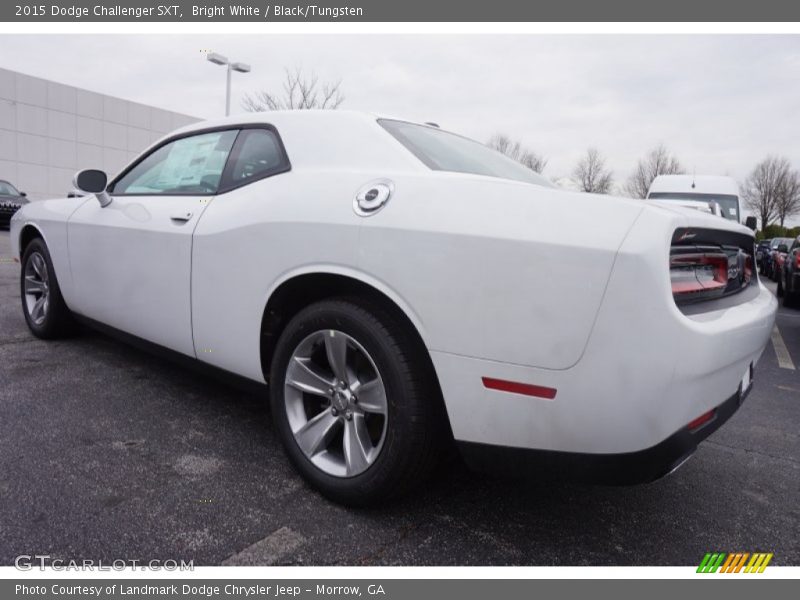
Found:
745,216 -> 757,231
73,169 -> 112,207
19,191 -> 26,198
778,244 -> 788,253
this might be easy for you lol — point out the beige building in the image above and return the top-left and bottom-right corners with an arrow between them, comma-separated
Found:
0,67 -> 198,200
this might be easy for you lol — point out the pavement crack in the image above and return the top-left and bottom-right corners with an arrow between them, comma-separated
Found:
704,439 -> 800,467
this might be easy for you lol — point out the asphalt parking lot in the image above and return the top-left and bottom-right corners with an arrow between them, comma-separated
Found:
0,228 -> 798,566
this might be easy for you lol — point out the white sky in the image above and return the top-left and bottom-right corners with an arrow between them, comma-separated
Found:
1,34 -> 799,194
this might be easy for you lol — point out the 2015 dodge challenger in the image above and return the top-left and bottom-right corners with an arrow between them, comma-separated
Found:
10,111 -> 777,505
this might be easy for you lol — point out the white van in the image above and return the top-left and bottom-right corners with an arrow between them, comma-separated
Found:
646,175 -> 741,223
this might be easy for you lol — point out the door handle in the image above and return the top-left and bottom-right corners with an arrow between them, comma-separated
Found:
170,211 -> 193,223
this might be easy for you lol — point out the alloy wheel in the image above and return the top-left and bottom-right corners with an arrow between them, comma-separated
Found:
24,251 -> 50,326
283,329 -> 388,478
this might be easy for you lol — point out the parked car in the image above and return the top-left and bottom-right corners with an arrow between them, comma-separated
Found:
778,237 -> 800,307
756,239 -> 772,274
9,111 -> 777,505
0,180 -> 29,229
767,237 -> 794,280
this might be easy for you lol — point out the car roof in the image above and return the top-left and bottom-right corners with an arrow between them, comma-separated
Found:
148,110 -> 435,173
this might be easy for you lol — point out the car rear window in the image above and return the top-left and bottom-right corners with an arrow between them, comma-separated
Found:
378,119 -> 553,188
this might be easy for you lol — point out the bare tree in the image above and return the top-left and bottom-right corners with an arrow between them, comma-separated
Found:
487,133 -> 547,173
775,163 -> 800,228
741,156 -> 796,229
624,144 -> 685,198
572,148 -> 613,194
242,67 -> 344,111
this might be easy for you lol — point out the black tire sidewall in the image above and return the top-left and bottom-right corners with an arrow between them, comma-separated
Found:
269,299 -> 426,505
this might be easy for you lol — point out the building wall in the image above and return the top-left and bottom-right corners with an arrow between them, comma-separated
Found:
0,67 -> 198,200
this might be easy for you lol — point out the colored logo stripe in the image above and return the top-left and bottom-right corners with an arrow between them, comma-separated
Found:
698,552 -> 772,573
697,553 -> 726,573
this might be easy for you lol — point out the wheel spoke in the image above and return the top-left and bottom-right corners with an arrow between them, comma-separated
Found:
31,254 -> 45,279
24,275 -> 44,295
31,296 -> 46,322
343,414 -> 371,475
355,378 -> 387,415
324,330 -> 349,384
295,410 -> 340,457
286,356 -> 334,397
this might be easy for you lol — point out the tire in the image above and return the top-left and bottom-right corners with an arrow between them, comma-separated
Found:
784,278 -> 798,308
269,297 -> 447,506
20,237 -> 75,339
776,270 -> 784,297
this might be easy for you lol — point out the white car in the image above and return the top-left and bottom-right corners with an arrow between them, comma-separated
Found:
10,111 -> 776,505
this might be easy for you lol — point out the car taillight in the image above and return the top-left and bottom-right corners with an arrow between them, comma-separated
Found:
687,409 -> 716,431
670,252 -> 729,303
796,253 -> 800,269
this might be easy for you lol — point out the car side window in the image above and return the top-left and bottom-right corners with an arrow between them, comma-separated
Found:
113,130 -> 238,195
221,128 -> 289,191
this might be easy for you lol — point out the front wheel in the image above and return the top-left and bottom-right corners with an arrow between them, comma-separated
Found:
269,298 -> 446,506
20,238 -> 75,339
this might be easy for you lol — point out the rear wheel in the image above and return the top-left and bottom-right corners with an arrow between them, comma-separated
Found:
20,238 -> 74,339
269,298 -> 446,506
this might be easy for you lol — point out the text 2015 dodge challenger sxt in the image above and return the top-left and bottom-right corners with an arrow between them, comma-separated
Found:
10,111 -> 776,505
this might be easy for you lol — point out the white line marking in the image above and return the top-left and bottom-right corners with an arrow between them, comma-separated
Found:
221,526 -> 305,566
777,311 -> 800,318
771,326 -> 795,370
776,385 -> 800,394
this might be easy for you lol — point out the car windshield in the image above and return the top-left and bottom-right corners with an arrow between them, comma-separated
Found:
647,192 -> 739,221
378,119 -> 553,188
773,238 -> 793,249
0,181 -> 20,196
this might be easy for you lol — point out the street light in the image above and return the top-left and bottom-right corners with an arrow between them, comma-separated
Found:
206,52 -> 251,116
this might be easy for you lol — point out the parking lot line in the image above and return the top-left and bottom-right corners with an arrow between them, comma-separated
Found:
776,385 -> 800,394
771,326 -> 795,370
221,526 -> 305,566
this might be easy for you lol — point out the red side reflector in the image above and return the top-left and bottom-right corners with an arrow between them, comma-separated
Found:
482,377 -> 557,400
687,409 -> 716,431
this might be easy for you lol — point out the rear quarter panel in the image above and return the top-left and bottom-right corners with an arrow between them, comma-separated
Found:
358,174 -> 645,369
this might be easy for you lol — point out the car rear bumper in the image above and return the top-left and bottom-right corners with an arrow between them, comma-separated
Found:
431,278 -> 774,455
457,379 -> 752,484
0,203 -> 20,228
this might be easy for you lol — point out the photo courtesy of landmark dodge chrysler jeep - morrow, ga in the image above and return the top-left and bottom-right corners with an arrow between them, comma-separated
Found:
10,111 -> 776,505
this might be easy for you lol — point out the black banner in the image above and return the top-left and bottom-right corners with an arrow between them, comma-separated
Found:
4,0 -> 800,22
4,579 -> 799,600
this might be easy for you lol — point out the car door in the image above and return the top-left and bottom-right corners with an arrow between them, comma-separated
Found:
67,129 -> 239,357
788,240 -> 800,292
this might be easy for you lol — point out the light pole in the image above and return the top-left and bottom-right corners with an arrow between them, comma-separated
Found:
206,52 -> 251,116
